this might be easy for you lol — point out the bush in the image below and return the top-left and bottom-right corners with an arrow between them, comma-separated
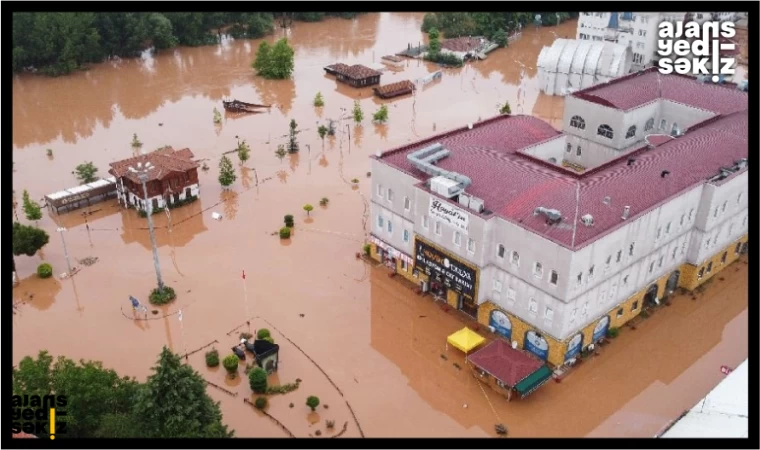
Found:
351,178 -> 359,184
306,395 -> 320,411
240,332 -> 253,341
257,329 -> 271,339
607,327 -> 620,338
149,286 -> 176,305
223,354 -> 239,374
279,227 -> 291,239
46,148 -> 54,157
319,197 -> 329,206
37,263 -> 53,279
254,396 -> 268,410
373,105 -> 389,123
303,204 -> 314,216
424,51 -> 463,67
266,381 -> 300,395
363,244 -> 371,256
249,367 -> 268,393
326,420 -> 335,429
284,214 -> 294,227
205,349 -> 220,367
74,161 -> 99,184
313,92 -> 325,107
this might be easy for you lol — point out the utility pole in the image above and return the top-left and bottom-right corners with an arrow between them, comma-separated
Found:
346,124 -> 351,154
128,162 -> 165,292
56,227 -> 73,276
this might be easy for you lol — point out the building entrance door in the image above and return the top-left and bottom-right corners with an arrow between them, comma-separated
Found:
173,192 -> 180,204
665,271 -> 680,296
459,294 -> 478,318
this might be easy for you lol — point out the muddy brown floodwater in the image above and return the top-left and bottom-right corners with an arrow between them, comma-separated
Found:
12,13 -> 747,438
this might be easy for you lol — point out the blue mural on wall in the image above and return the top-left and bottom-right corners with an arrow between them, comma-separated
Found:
564,333 -> 583,362
489,310 -> 512,340
524,331 -> 549,361
592,315 -> 611,342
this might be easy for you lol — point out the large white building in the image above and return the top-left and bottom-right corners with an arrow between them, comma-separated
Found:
576,12 -> 739,71
368,68 -> 748,367
537,38 -> 633,96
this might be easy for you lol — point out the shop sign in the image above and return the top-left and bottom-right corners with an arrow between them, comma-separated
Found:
564,333 -> 583,362
414,238 -> 477,299
429,198 -> 469,232
489,310 -> 512,340
524,330 -> 549,361
592,315 -> 610,342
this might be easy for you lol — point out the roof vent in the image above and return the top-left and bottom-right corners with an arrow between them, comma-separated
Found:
661,170 -> 670,178
467,123 -> 473,130
375,150 -> 382,157
602,196 -> 611,205
533,206 -> 563,225
581,214 -> 594,227
627,158 -> 636,166
622,205 -> 631,220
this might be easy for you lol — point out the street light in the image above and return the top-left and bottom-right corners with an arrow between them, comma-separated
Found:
128,162 -> 165,292
56,227 -> 73,275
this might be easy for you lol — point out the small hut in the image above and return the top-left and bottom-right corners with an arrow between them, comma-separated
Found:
467,340 -> 553,401
252,339 -> 280,373
381,55 -> 405,67
373,80 -> 415,99
324,63 -> 382,87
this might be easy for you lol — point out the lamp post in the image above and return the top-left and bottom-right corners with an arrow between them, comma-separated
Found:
128,162 -> 165,292
56,227 -> 73,276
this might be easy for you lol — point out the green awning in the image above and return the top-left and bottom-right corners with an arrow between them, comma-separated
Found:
514,365 -> 553,398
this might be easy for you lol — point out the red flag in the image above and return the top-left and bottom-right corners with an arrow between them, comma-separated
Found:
242,270 -> 246,280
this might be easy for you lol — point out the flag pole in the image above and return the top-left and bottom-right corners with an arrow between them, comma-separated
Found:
243,270 -> 251,331
178,310 -> 188,361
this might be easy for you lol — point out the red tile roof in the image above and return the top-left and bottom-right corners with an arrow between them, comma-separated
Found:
373,80 -> 415,98
325,63 -> 381,80
441,36 -> 487,53
12,431 -> 37,438
468,340 -> 544,387
572,67 -> 748,113
109,146 -> 197,184
376,72 -> 748,249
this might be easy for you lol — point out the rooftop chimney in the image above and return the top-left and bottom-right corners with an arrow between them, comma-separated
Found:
622,205 -> 631,220
661,170 -> 670,178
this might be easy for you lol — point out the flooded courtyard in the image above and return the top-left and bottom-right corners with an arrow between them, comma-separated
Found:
11,13 -> 748,438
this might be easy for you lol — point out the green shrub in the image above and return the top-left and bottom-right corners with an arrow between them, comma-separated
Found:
37,263 -> 53,279
363,244 -> 371,256
424,52 -> 463,67
279,227 -> 291,239
249,367 -> 268,393
266,381 -> 300,395
606,327 -> 620,338
319,197 -> 329,206
284,214 -> 294,227
306,395 -> 320,411
257,329 -> 271,339
149,286 -> 176,305
223,354 -> 239,374
263,336 -> 275,344
254,396 -> 268,410
205,349 -> 220,367
351,178 -> 359,184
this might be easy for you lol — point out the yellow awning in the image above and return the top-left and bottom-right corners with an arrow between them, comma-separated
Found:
447,327 -> 486,353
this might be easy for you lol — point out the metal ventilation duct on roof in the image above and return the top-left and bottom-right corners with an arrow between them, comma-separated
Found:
407,143 -> 473,190
533,206 -> 562,224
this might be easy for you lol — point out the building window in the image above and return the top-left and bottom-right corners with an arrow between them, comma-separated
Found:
467,238 -> 475,253
387,189 -> 394,202
688,208 -> 694,221
721,252 -> 727,264
550,270 -> 558,285
534,262 -> 544,278
589,265 -> 595,280
658,256 -> 664,268
576,272 -> 583,286
570,115 -> 586,130
681,241 -> 687,255
659,119 -> 667,130
528,298 -> 538,314
400,259 -> 408,271
377,184 -> 384,198
377,216 -> 384,229
493,280 -> 502,292
743,215 -> 747,227
649,261 -> 655,273
735,242 -> 742,254
597,124 -> 614,139
713,207 -> 719,218
633,53 -> 644,64
729,224 -> 734,236
632,301 -> 639,311
616,250 -> 622,263
672,246 -> 677,260
497,244 -> 505,259
623,275 -> 629,285
387,221 -> 393,234
581,302 -> 588,316
576,146 -> 582,156
625,125 -> 637,139
453,231 -> 461,246
644,118 -> 654,131
705,238 -> 711,248
616,308 -> 624,318
721,201 -> 727,213
629,242 -> 635,256
435,221 -> 442,235
638,29 -> 647,37
507,288 -> 516,304
404,196 -> 411,211
656,227 -> 662,240
706,262 -> 713,273
737,192 -> 742,204
422,215 -> 429,229
680,214 -> 685,227
511,252 -> 520,266
403,229 -> 410,243
544,307 -> 554,323
599,290 -> 606,305
566,143 -> 572,153
666,222 -> 672,234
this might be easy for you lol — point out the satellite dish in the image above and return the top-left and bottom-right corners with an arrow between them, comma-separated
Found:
511,341 -> 518,349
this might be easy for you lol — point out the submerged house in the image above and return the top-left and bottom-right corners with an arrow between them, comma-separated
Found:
440,36 -> 495,60
373,80 -> 415,99
252,339 -> 280,373
467,339 -> 553,401
324,63 -> 382,87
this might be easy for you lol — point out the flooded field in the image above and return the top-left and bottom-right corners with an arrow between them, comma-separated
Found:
11,13 -> 748,438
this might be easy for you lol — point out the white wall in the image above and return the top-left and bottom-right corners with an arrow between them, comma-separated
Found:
522,136 -> 566,163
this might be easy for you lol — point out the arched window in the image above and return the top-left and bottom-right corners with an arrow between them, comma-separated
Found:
670,123 -> 680,136
644,118 -> 654,131
566,143 -> 572,152
570,115 -> 586,130
576,146 -> 582,156
625,125 -> 637,139
597,124 -> 614,139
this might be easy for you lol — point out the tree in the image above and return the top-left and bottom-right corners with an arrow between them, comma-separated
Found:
252,41 -> 272,75
218,155 -> 236,188
131,133 -> 142,148
421,13 -> 439,32
248,367 -> 268,393
373,105 -> 389,123
275,145 -> 287,161
427,27 -> 442,54
222,354 -> 239,375
75,161 -> 99,184
12,222 -> 49,257
306,396 -> 320,411
319,197 -> 329,206
22,190 -> 42,221
236,140 -> 250,165
279,227 -> 291,239
37,263 -> 53,278
313,92 -> 324,107
352,100 -> 364,124
213,107 -> 222,124
493,28 -> 508,48
303,204 -> 314,216
287,119 -> 299,153
500,101 -> 512,115
133,347 -> 233,438
252,38 -> 294,79
284,215 -> 294,228
317,125 -> 329,150
428,27 -> 440,41
257,329 -> 271,339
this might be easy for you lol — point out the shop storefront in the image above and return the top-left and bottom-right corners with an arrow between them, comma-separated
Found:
489,310 -> 513,340
524,330 -> 550,361
414,237 -> 479,318
564,332 -> 583,363
592,315 -> 610,343
370,235 -> 414,274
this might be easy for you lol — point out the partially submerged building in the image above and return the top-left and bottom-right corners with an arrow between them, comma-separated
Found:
369,68 -> 748,367
324,63 -> 382,87
45,177 -> 118,214
537,39 -> 632,96
468,339 -> 553,401
440,36 -> 497,60
373,80 -> 415,99
108,146 -> 200,212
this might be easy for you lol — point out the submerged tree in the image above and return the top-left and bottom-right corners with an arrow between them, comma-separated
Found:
218,155 -> 236,188
21,190 -> 42,221
274,144 -> 287,162
12,222 -> 50,257
213,107 -> 222,124
236,140 -> 251,165
287,119 -> 299,153
131,133 -> 142,148
499,101 -> 512,115
352,100 -> 364,124
252,38 -> 294,79
317,125 -> 329,149
373,105 -> 389,123
75,161 -> 99,184
313,92 -> 325,107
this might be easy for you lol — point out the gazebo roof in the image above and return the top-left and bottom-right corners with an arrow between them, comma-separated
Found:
447,327 -> 486,353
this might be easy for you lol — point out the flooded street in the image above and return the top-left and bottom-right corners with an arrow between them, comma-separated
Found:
12,13 -> 747,438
